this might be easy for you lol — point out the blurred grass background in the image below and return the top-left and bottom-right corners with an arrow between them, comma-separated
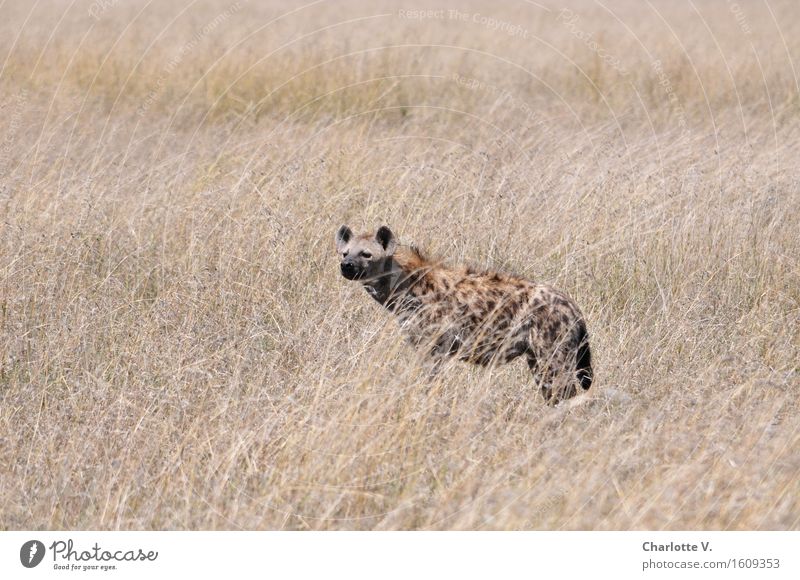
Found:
1,0 -> 798,529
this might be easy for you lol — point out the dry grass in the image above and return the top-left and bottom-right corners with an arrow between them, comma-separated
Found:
1,0 -> 799,530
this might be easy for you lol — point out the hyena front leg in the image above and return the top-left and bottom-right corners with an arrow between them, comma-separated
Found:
421,330 -> 462,379
526,354 -> 550,403
401,327 -> 451,382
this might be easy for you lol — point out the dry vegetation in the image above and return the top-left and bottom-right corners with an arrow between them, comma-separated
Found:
1,0 -> 799,530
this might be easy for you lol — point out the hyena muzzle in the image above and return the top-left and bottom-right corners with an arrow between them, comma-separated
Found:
335,225 -> 593,404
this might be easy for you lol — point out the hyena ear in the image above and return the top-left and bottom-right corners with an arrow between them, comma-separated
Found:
375,225 -> 397,255
335,225 -> 352,251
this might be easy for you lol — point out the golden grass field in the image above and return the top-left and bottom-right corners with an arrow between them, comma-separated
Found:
1,0 -> 799,530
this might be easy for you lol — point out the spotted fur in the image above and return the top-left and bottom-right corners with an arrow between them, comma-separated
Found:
335,225 -> 593,404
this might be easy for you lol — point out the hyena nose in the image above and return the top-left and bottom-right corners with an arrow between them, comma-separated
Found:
340,262 -> 356,278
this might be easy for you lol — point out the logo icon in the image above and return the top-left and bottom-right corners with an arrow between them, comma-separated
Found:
20,540 -> 46,568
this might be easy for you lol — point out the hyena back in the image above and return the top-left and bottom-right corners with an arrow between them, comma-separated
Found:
335,225 -> 593,404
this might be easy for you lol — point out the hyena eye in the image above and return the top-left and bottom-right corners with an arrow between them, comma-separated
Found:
342,251 -> 349,257
361,251 -> 372,259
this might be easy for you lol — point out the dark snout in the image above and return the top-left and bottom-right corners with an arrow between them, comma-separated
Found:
340,261 -> 362,280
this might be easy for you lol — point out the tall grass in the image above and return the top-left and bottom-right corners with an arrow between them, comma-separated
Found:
1,0 -> 798,529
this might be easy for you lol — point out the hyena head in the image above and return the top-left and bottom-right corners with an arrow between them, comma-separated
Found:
335,225 -> 397,281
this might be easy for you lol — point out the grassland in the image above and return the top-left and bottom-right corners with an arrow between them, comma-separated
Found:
1,0 -> 799,530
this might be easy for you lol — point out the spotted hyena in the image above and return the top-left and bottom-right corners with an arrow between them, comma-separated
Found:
335,225 -> 593,404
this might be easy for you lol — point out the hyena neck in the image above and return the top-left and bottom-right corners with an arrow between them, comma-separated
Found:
362,247 -> 432,311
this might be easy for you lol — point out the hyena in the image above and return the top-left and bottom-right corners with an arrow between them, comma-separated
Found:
335,225 -> 593,404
